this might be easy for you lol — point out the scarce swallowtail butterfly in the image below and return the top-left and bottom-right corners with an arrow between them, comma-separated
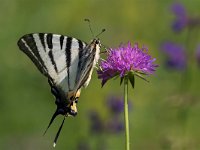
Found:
17,25 -> 105,146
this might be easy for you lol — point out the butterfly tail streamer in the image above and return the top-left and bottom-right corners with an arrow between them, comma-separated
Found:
43,109 -> 60,136
53,116 -> 66,147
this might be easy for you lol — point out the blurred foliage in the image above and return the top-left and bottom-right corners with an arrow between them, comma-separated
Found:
0,0 -> 200,150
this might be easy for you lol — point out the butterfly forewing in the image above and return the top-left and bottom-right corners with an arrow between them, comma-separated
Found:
17,33 -> 89,93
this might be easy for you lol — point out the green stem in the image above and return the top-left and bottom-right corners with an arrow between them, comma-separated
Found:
124,76 -> 130,150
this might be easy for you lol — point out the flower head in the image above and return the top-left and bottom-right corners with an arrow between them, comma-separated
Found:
97,42 -> 158,86
160,42 -> 186,70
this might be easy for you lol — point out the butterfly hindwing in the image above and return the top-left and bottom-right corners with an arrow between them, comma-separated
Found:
75,40 -> 100,90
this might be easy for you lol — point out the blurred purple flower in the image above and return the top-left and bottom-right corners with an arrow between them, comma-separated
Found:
88,95 -> 133,135
171,2 -> 200,32
160,42 -> 187,70
171,2 -> 186,17
97,42 -> 158,86
105,117 -> 124,134
172,16 -> 188,32
195,44 -> 200,66
107,96 -> 124,114
171,2 -> 188,32
89,111 -> 104,134
107,96 -> 132,114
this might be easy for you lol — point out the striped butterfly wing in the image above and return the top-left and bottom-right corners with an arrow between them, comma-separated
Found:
17,33 -> 89,93
18,33 -> 101,146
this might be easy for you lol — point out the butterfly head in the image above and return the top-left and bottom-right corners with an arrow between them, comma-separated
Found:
89,38 -> 101,47
94,38 -> 100,44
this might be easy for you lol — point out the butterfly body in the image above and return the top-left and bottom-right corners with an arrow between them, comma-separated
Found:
17,33 -> 101,144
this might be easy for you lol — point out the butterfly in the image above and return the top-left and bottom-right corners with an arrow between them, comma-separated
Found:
17,28 -> 105,146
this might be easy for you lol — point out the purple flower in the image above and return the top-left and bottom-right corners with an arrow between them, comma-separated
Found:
107,96 -> 124,114
89,111 -> 104,134
171,2 -> 187,18
97,42 -> 158,86
195,44 -> 200,66
160,42 -> 187,70
172,16 -> 188,32
171,3 -> 188,32
171,2 -> 200,32
107,95 -> 132,114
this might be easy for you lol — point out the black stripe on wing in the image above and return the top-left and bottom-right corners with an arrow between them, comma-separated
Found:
76,39 -> 84,84
17,34 -> 49,77
77,39 -> 84,69
77,64 -> 93,90
39,33 -> 46,51
60,35 -> 64,50
65,37 -> 72,68
65,37 -> 72,90
48,50 -> 58,73
47,33 -> 53,49
46,33 -> 58,73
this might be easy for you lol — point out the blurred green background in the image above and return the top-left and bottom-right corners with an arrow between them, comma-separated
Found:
0,0 -> 200,149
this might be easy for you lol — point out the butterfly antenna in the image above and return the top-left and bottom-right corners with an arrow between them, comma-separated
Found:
53,116 -> 66,147
84,18 -> 94,38
95,29 -> 106,38
43,109 -> 60,136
